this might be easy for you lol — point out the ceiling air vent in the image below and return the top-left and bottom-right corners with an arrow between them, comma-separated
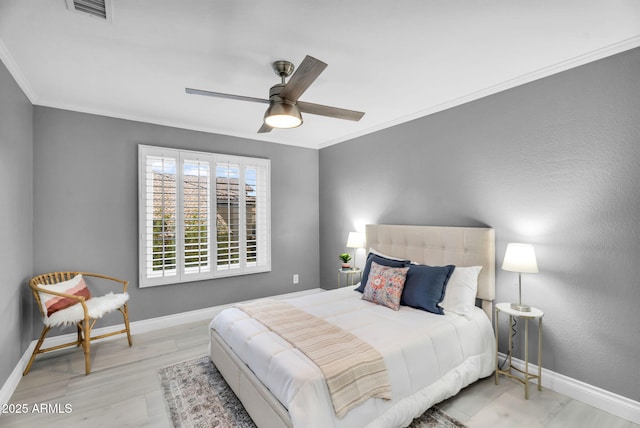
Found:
66,0 -> 112,21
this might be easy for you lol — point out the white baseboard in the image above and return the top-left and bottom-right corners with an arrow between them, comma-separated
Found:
3,290 -> 638,425
0,342 -> 36,407
498,352 -> 640,424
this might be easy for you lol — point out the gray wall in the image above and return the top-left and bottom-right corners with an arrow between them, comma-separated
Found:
319,47 -> 640,401
0,61 -> 33,385
32,107 -> 320,325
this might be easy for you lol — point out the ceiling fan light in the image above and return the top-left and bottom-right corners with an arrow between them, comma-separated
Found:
264,101 -> 302,129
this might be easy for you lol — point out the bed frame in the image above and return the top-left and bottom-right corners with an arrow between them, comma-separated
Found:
209,224 -> 495,428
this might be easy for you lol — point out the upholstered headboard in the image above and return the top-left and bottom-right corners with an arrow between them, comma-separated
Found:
365,224 -> 496,319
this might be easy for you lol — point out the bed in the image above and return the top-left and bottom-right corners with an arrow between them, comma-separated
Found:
209,224 -> 496,428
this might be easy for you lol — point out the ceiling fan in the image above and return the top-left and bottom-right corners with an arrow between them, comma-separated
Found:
185,55 -> 365,133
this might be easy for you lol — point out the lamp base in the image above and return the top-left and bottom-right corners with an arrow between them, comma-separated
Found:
511,303 -> 531,312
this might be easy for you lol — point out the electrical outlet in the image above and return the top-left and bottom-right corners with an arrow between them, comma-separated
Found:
293,274 -> 299,284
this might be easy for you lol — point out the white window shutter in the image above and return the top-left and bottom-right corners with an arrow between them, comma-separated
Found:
139,145 -> 270,287
181,155 -> 211,280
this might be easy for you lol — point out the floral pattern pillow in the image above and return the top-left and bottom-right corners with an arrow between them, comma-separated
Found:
362,261 -> 409,311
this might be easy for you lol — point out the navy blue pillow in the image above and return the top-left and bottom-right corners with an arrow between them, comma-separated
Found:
400,264 -> 455,315
355,253 -> 410,293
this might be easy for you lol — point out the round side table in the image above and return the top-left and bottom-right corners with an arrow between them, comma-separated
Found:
494,302 -> 544,399
337,268 -> 362,287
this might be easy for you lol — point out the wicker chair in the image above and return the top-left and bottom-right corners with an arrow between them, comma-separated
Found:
24,272 -> 132,376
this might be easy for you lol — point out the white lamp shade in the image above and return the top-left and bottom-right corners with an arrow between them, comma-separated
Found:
502,243 -> 539,273
345,232 -> 365,249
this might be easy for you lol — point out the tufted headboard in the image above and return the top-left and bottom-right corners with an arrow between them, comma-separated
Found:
365,224 -> 495,319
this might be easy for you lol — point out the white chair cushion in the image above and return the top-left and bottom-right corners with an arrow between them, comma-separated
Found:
44,292 -> 129,327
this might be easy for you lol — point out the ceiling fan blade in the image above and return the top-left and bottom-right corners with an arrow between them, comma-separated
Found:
258,123 -> 273,133
278,55 -> 327,102
185,88 -> 269,104
297,101 -> 365,122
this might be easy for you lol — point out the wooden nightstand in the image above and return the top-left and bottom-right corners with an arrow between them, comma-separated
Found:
337,268 -> 361,287
494,302 -> 544,399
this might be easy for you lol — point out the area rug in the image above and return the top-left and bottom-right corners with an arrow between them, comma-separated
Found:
158,356 -> 466,428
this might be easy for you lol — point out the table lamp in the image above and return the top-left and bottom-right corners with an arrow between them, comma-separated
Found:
502,243 -> 538,312
345,232 -> 365,269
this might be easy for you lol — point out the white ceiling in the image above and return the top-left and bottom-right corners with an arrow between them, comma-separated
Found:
1,1 -> 639,149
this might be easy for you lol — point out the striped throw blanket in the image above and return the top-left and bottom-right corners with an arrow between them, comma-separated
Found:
235,300 -> 391,418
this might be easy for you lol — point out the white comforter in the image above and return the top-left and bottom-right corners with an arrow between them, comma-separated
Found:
210,287 -> 495,428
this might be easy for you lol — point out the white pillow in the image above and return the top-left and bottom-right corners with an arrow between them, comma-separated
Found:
441,266 -> 482,317
369,247 -> 406,261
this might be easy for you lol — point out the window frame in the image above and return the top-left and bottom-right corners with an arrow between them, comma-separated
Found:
138,145 -> 271,288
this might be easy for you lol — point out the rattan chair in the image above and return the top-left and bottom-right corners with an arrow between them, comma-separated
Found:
24,272 -> 132,376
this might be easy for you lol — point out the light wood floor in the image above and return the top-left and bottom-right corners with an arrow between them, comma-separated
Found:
2,319 -> 638,428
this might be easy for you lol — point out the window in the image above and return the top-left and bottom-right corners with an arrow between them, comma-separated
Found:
138,145 -> 270,287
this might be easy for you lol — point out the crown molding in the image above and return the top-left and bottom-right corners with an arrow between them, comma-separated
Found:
319,35 -> 640,149
0,39 -> 37,104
